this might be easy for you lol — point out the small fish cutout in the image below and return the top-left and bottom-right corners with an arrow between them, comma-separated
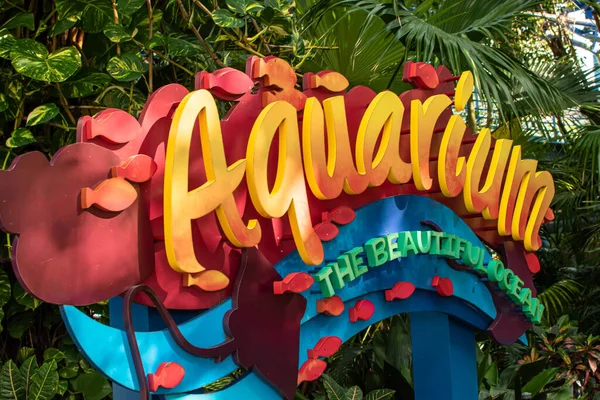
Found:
349,300 -> 375,323
307,336 -> 342,359
385,282 -> 416,302
81,177 -> 138,212
184,270 -> 230,292
310,71 -> 349,93
316,296 -> 344,317
111,154 -> 157,183
329,206 -> 356,225
273,272 -> 314,295
84,109 -> 141,144
404,62 -> 439,89
314,221 -> 339,242
432,276 -> 454,297
297,359 -> 327,385
147,362 -> 185,392
196,68 -> 254,101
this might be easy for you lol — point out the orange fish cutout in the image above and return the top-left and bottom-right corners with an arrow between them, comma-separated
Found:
349,300 -> 375,323
297,359 -> 327,385
184,270 -> 230,292
147,362 -> 185,392
307,336 -> 342,359
432,276 -> 454,297
111,154 -> 157,183
81,177 -> 138,212
273,272 -> 314,295
316,296 -> 344,316
309,71 -> 349,93
385,282 -> 416,302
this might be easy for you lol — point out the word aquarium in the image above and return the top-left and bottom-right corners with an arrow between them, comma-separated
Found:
165,71 -> 554,275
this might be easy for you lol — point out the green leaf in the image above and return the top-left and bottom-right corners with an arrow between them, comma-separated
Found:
81,1 -> 114,33
107,54 -> 147,81
0,268 -> 11,307
29,360 -> 58,400
54,0 -> 85,20
20,356 -> 38,399
6,128 -> 36,149
7,311 -> 34,339
0,360 -> 25,400
521,367 -> 559,396
56,381 -> 68,396
117,0 -> 145,14
26,103 -> 60,126
212,9 -> 245,28
43,349 -> 65,363
103,23 -> 134,43
11,39 -> 81,82
61,70 -> 111,98
49,19 -> 76,37
322,374 -> 346,400
2,13 -> 35,30
17,348 -> 35,364
344,386 -> 363,400
71,372 -> 111,400
12,282 -> 42,309
226,0 -> 264,15
0,29 -> 16,59
58,363 -> 79,379
364,389 -> 395,400
167,37 -> 202,57
0,309 -> 4,332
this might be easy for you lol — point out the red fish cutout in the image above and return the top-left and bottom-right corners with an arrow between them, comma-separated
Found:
195,68 -> 254,101
147,362 -> 185,392
403,61 -> 440,89
313,221 -> 339,242
316,296 -> 344,316
432,276 -> 454,297
385,282 -> 416,302
349,300 -> 375,323
80,109 -> 141,144
525,252 -> 541,275
307,336 -> 342,359
329,206 -> 356,225
81,177 -> 138,212
273,272 -> 314,295
111,155 -> 157,183
297,359 -> 327,385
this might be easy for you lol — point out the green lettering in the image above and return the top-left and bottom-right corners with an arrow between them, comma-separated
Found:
337,254 -> 358,282
518,287 -> 532,306
456,238 -> 468,261
523,296 -> 538,319
462,242 -> 480,268
347,247 -> 368,277
365,237 -> 389,267
416,231 -> 432,253
329,262 -> 345,290
314,266 -> 335,297
440,233 -> 456,258
386,233 -> 402,260
533,303 -> 545,324
487,259 -> 505,282
507,275 -> 524,302
400,231 -> 419,256
430,231 -> 443,255
498,269 -> 515,292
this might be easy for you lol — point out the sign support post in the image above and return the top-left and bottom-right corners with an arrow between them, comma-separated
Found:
411,312 -> 478,400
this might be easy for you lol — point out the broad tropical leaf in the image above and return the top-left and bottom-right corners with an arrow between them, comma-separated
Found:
26,104 -> 60,127
10,39 -> 81,82
28,361 -> 58,400
0,360 -> 25,400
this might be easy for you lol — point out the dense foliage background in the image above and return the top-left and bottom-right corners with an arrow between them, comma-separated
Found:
0,0 -> 599,399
